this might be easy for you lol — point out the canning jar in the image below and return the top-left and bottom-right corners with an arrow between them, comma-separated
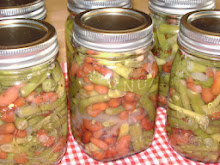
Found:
166,10 -> 220,163
148,0 -> 215,107
65,0 -> 132,69
68,8 -> 158,161
0,19 -> 68,165
0,0 -> 46,20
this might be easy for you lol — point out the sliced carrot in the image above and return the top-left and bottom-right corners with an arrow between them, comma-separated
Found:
90,137 -> 108,151
0,150 -> 7,159
122,100 -> 137,111
13,97 -> 26,108
81,63 -> 94,75
14,152 -> 28,164
211,71 -> 220,95
158,95 -> 167,105
0,123 -> 15,134
209,111 -> 220,120
84,57 -> 94,63
201,88 -> 215,104
116,135 -> 131,157
86,102 -> 108,117
83,119 -> 103,132
0,134 -> 14,144
108,98 -> 121,108
162,61 -> 173,73
82,131 -> 92,144
53,136 -> 67,152
92,151 -> 105,160
124,92 -> 136,102
94,85 -> 109,94
105,146 -> 117,159
141,117 -> 154,131
1,111 -> 15,122
70,61 -> 78,77
119,111 -> 129,120
13,129 -> 27,138
104,137 -> 117,145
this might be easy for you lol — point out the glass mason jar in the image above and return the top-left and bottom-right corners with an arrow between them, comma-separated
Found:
0,0 -> 46,20
166,10 -> 220,163
148,0 -> 215,107
68,8 -> 158,161
0,19 -> 68,165
65,0 -> 132,70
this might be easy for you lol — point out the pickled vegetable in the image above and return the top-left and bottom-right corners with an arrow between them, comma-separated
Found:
69,46 -> 159,161
166,50 -> 220,163
150,13 -> 180,107
0,61 -> 68,164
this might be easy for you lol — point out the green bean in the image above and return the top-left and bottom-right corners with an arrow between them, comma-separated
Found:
40,94 -> 66,111
105,106 -> 124,115
14,118 -> 28,130
89,71 -> 111,87
108,89 -> 125,98
52,63 -> 62,82
211,133 -> 220,142
20,72 -> 49,97
140,95 -> 156,121
187,89 -> 205,114
78,94 -> 110,113
111,64 -> 133,79
187,60 -> 207,73
16,105 -> 40,118
168,116 -> 198,131
168,102 -> 209,129
62,122 -> 68,136
202,94 -> 220,115
178,79 -> 192,110
158,23 -> 179,35
179,144 -> 218,152
194,129 -> 210,139
56,72 -> 66,98
118,123 -> 129,140
156,29 -> 168,51
0,144 -> 24,153
32,115 -> 51,131
42,79 -> 57,92
129,123 -> 145,152
69,77 -> 81,98
28,116 -> 44,126
102,120 -> 116,127
170,93 -> 183,107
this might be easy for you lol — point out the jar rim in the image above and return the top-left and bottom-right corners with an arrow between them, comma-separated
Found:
72,8 -> 154,52
0,19 -> 58,70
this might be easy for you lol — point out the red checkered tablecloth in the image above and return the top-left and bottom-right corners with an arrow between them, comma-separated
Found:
59,63 -> 219,165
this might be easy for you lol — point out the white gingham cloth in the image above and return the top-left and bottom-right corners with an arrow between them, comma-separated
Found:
59,63 -> 219,165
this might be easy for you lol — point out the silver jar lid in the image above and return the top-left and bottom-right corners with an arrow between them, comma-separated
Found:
0,0 -> 46,20
67,0 -> 132,14
149,0 -> 215,16
73,8 -> 154,52
0,19 -> 58,70
178,10 -> 220,57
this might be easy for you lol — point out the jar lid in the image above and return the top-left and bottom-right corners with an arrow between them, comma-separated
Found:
73,8 -> 154,52
0,19 -> 58,70
149,0 -> 215,16
0,0 -> 46,20
178,10 -> 220,57
67,0 -> 132,14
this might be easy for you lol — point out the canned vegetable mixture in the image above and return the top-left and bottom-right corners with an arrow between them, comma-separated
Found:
149,0 -> 215,107
68,8 -> 158,161
0,19 -> 68,165
166,10 -> 220,163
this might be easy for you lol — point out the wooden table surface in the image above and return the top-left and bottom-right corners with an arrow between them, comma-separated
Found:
45,0 -> 220,63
